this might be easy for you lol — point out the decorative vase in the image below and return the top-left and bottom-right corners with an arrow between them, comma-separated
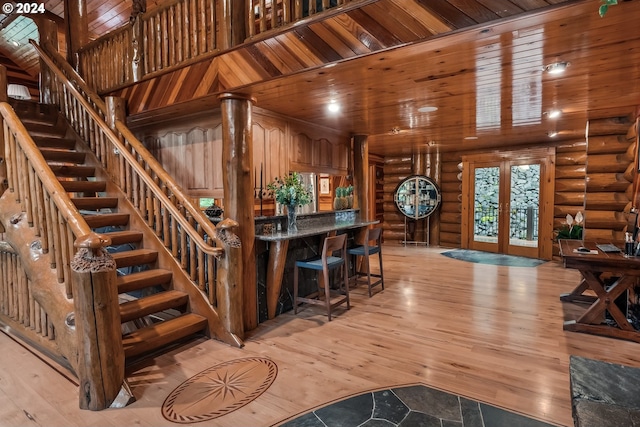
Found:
287,204 -> 298,233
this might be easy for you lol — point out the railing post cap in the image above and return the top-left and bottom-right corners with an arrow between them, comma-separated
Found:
74,233 -> 112,249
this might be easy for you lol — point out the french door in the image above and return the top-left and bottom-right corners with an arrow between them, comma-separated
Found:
462,149 -> 554,260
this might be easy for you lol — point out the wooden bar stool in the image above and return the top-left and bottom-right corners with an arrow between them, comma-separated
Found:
348,226 -> 384,297
293,233 -> 350,321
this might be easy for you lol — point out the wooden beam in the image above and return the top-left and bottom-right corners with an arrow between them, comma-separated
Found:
353,135 -> 370,220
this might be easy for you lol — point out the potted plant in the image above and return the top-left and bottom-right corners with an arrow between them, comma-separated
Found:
267,172 -> 312,232
556,211 -> 584,240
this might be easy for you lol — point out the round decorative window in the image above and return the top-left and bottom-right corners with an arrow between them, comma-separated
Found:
394,175 -> 441,220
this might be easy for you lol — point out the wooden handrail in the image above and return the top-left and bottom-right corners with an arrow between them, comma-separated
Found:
31,41 -> 223,258
76,22 -> 133,55
0,103 -> 93,240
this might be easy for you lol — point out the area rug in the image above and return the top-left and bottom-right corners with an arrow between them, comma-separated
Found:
441,249 -> 546,267
277,384 -> 557,427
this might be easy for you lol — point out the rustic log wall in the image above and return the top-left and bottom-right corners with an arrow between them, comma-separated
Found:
584,117 -> 635,242
553,139 -> 587,256
382,155 -> 411,241
439,153 -> 462,248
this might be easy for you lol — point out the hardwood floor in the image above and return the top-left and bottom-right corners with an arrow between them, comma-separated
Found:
2,244 -> 640,427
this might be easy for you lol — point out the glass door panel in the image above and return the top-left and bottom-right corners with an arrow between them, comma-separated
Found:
507,163 -> 541,258
471,165 -> 501,253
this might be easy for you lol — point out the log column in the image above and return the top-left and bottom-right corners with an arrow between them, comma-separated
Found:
37,18 -> 58,104
0,65 -> 7,202
353,135 -> 370,220
428,149 -> 442,246
105,97 -> 126,184
63,0 -> 89,70
219,93 -> 257,331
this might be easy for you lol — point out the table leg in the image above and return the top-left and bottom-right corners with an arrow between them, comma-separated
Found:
575,272 -> 635,331
560,277 -> 596,304
266,240 -> 289,319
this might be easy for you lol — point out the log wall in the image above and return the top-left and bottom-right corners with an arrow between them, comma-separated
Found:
382,155 -> 411,242
439,153 -> 463,248
584,117 -> 635,242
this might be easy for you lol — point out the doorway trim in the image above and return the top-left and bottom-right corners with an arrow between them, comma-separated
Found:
460,147 -> 556,260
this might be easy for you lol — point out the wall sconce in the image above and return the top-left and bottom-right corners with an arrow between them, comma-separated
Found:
7,84 -> 31,100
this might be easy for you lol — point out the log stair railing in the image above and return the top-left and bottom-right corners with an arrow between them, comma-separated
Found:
31,40 -> 244,345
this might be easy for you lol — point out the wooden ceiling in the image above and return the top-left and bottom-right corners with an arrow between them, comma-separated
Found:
2,0 -> 640,157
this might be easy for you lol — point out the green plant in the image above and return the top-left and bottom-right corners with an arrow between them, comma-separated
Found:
599,0 -> 618,17
267,172 -> 313,207
556,212 -> 584,240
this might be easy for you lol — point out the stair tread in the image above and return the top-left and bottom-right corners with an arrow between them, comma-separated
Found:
122,313 -> 208,358
49,165 -> 96,177
119,290 -> 189,323
32,136 -> 76,149
112,249 -> 158,268
73,197 -> 119,210
40,148 -> 86,163
60,180 -> 107,192
117,269 -> 173,294
99,230 -> 143,245
83,213 -> 130,228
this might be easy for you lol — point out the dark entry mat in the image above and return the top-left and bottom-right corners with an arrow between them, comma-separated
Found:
441,249 -> 546,267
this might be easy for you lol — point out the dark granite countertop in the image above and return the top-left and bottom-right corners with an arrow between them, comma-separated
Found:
255,219 -> 379,241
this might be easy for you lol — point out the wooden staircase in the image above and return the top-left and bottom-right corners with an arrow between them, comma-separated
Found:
12,101 -> 209,361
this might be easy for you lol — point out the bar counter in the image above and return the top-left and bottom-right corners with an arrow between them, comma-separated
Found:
254,209 -> 378,321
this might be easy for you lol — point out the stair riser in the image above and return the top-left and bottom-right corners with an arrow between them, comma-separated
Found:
73,197 -> 119,210
60,181 -> 107,193
50,165 -> 96,178
117,270 -> 173,294
42,151 -> 86,164
114,253 -> 158,269
123,317 -> 207,359
119,292 -> 189,323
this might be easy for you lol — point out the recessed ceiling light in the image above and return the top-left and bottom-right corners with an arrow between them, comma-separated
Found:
547,131 -> 558,137
391,126 -> 401,135
327,100 -> 340,113
418,106 -> 438,113
464,136 -> 478,140
543,61 -> 569,75
11,41 -> 20,47
547,109 -> 562,119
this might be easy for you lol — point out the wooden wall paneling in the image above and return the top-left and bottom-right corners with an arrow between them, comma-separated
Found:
438,153 -> 462,248
289,132 -> 314,170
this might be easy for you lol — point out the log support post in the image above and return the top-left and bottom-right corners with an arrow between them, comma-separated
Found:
0,64 -> 7,205
63,0 -> 89,70
215,218 -> 244,339
131,17 -> 144,82
353,135 -> 370,220
37,18 -> 58,104
105,97 -> 126,184
71,233 -> 132,410
219,93 -> 257,331
428,150 -> 442,246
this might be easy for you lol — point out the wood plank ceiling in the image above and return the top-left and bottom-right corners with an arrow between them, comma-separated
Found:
2,0 -> 640,157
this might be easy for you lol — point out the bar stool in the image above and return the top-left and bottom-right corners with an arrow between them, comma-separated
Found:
348,226 -> 384,297
293,233 -> 350,321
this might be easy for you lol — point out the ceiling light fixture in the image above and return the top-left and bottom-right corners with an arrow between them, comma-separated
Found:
464,136 -> 478,140
418,106 -> 438,113
543,61 -> 569,75
11,41 -> 20,47
547,131 -> 558,138
327,100 -> 340,113
547,109 -> 562,119
391,127 -> 401,135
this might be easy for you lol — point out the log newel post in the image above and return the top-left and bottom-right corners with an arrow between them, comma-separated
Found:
219,92 -> 257,331
37,19 -> 58,104
0,64 -> 7,202
105,97 -> 126,183
71,233 -> 129,410
214,218 -> 244,338
353,134 -> 370,220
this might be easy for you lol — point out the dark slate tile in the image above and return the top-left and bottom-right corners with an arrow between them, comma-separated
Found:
480,403 -> 555,427
362,419 -> 397,427
570,356 -> 640,411
442,420 -> 463,427
460,397 -> 484,427
398,411 -> 441,427
280,411 -> 325,427
393,385 -> 462,422
314,392 -> 374,427
373,389 -> 410,424
573,399 -> 640,427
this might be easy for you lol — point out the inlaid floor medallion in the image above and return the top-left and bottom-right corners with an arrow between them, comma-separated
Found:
162,357 -> 278,423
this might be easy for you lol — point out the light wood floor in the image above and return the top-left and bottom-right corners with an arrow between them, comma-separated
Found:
2,244 -> 640,427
